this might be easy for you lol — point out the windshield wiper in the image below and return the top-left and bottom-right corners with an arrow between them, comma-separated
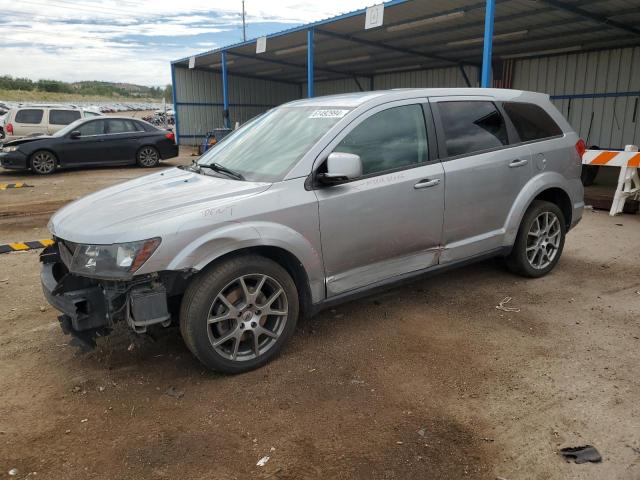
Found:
198,162 -> 245,181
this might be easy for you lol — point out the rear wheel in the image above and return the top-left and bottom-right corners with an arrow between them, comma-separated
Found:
30,150 -> 56,175
507,200 -> 566,278
136,146 -> 160,167
180,255 -> 299,374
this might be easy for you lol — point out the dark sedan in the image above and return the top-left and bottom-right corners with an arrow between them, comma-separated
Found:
0,117 -> 179,174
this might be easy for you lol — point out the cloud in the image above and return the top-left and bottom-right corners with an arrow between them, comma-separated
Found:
0,0 -> 375,86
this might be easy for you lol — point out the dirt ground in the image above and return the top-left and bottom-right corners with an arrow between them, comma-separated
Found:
0,159 -> 639,480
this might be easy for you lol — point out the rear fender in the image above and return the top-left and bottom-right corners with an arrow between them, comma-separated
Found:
503,172 -> 575,246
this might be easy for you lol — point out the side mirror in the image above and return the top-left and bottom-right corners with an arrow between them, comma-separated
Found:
319,152 -> 362,185
69,130 -> 81,139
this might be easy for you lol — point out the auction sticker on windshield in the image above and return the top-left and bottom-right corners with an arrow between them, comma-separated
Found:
309,109 -> 349,119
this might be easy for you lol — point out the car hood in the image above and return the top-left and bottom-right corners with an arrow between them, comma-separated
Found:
2,135 -> 52,147
49,167 -> 272,244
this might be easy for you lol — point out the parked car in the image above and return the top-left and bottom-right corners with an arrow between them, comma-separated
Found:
3,105 -> 103,141
40,88 -> 584,373
0,116 -> 178,174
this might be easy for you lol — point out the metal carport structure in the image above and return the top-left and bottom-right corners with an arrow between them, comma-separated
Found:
171,0 -> 640,148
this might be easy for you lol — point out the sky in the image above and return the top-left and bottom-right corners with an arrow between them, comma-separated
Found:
0,0 -> 376,87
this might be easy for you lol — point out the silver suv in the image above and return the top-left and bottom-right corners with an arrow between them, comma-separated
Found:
41,88 -> 584,373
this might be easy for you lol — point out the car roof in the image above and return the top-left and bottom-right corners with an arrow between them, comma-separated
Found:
285,88 -> 549,108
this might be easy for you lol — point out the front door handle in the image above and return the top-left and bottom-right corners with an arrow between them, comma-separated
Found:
414,178 -> 440,189
509,159 -> 529,168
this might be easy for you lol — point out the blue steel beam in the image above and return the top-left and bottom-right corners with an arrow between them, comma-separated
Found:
221,51 -> 230,128
481,0 -> 496,88
170,63 -> 180,144
307,28 -> 314,98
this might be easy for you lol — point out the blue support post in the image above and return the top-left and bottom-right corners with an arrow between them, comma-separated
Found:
170,63 -> 180,145
481,0 -> 496,88
221,50 -> 230,128
307,28 -> 314,98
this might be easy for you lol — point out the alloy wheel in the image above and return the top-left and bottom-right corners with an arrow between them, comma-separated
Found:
206,274 -> 288,362
31,152 -> 55,174
138,147 -> 159,166
526,211 -> 561,269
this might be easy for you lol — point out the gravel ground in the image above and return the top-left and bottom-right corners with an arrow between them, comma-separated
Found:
0,161 -> 639,479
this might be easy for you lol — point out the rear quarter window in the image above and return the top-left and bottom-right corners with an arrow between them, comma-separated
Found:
15,109 -> 44,124
49,109 -> 82,125
503,102 -> 563,142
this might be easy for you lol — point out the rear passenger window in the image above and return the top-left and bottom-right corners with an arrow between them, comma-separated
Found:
49,109 -> 81,125
334,104 -> 428,176
437,101 -> 508,157
503,102 -> 563,142
106,119 -> 138,134
15,109 -> 44,124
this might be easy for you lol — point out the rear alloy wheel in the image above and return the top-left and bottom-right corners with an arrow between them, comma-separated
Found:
136,146 -> 160,167
180,255 -> 299,373
507,200 -> 566,278
30,150 -> 56,175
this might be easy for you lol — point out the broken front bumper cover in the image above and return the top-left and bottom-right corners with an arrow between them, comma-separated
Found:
40,243 -> 173,349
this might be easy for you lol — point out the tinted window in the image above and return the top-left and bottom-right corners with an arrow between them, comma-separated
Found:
334,104 -> 428,175
437,101 -> 508,157
49,109 -> 81,125
83,111 -> 101,118
503,102 -> 563,142
15,109 -> 44,124
106,119 -> 138,134
77,120 -> 106,136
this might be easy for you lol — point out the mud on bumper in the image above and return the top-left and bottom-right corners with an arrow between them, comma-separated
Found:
40,243 -> 180,349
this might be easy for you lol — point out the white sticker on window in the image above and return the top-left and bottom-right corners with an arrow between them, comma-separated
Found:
308,109 -> 349,119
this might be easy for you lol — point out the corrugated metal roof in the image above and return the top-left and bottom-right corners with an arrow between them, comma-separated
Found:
172,0 -> 640,85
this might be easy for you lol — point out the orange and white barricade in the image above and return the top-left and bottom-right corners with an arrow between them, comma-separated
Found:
582,145 -> 640,216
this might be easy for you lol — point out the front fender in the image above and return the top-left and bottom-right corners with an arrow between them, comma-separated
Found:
503,172 -> 581,246
166,221 -> 325,303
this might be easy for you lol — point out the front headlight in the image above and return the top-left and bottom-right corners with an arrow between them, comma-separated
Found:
68,238 -> 161,279
2,146 -> 18,153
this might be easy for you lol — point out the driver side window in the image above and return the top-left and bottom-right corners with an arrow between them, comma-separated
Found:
334,104 -> 428,176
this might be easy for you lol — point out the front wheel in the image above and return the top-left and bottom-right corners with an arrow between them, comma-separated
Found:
30,150 -> 57,175
507,200 -> 566,278
136,146 -> 160,167
179,255 -> 299,374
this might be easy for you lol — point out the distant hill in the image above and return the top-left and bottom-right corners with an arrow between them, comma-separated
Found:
0,76 -> 171,101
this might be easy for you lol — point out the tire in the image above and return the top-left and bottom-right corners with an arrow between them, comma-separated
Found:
179,254 -> 299,374
30,150 -> 57,175
507,200 -> 566,278
136,146 -> 160,168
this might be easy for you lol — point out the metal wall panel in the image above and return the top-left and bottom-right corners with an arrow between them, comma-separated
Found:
174,67 -> 298,145
300,66 -> 479,98
373,65 -> 479,89
512,47 -> 640,148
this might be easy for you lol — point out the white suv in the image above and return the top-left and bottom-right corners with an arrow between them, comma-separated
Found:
3,105 -> 102,141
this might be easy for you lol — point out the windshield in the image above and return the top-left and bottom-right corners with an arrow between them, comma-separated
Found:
53,118 -> 85,137
197,106 -> 351,182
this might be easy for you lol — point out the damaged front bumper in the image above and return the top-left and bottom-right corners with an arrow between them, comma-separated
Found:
40,243 -> 183,349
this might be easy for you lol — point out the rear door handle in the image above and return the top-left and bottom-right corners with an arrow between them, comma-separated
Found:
509,159 -> 529,168
414,178 -> 440,189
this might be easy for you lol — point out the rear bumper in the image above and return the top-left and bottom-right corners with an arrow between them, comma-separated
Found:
0,151 -> 28,169
159,143 -> 179,159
